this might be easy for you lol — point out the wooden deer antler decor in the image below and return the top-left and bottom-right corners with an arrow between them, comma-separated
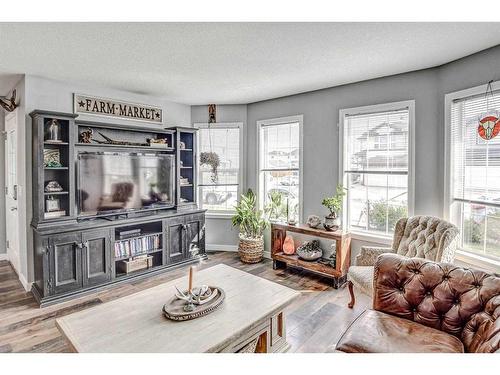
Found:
0,89 -> 18,112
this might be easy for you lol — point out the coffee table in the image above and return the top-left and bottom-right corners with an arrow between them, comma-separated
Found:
56,264 -> 300,352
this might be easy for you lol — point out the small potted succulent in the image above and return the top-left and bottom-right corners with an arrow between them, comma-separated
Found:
232,189 -> 269,263
321,185 -> 346,231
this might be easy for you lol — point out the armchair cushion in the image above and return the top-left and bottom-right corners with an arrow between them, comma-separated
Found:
355,246 -> 393,266
347,266 -> 374,296
336,309 -> 464,353
394,216 -> 459,263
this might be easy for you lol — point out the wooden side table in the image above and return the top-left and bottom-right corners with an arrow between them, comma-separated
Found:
271,223 -> 351,288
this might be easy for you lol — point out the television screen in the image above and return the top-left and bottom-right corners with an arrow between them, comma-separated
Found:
77,152 -> 175,217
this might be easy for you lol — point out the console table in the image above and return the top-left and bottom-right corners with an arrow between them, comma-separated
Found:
271,223 -> 351,288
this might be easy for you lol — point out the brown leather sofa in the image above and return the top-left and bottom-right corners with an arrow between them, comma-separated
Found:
336,253 -> 500,353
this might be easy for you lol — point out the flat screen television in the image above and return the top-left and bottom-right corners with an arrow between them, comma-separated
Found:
77,152 -> 175,217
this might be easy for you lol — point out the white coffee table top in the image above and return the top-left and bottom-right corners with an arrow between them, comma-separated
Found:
56,264 -> 300,352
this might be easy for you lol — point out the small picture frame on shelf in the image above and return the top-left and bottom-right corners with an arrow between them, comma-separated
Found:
43,148 -> 62,167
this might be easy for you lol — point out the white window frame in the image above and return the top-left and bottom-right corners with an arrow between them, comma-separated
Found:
339,100 -> 415,243
257,115 -> 304,222
194,122 -> 245,218
444,81 -> 500,271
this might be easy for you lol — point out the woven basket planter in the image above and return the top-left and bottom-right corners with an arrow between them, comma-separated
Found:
238,234 -> 264,264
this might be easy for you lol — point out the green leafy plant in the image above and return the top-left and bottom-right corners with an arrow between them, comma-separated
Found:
265,190 -> 288,222
369,201 -> 407,231
232,189 -> 269,239
322,185 -> 346,217
200,152 -> 220,184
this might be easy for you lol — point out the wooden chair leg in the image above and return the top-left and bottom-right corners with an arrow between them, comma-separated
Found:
347,281 -> 355,308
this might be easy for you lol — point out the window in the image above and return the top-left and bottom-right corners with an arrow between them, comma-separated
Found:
257,115 -> 303,222
446,83 -> 500,261
340,101 -> 414,238
195,123 -> 243,215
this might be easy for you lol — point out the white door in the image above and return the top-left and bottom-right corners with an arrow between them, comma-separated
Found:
4,110 -> 20,274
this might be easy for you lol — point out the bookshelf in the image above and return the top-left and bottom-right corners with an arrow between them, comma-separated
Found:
31,111 -> 77,224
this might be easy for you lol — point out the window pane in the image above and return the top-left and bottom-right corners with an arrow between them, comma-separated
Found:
457,201 -> 500,259
346,110 -> 409,172
261,122 -> 299,170
344,107 -> 410,236
198,126 -> 240,212
199,185 -> 238,212
450,89 -> 500,260
259,120 -> 301,218
347,172 -> 407,235
261,170 -> 299,221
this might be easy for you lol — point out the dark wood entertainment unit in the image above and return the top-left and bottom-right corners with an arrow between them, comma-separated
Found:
30,110 -> 206,306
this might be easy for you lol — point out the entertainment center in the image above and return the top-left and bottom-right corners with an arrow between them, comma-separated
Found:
30,110 -> 206,306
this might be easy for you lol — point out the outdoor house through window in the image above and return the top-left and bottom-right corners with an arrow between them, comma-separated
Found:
340,102 -> 414,237
448,86 -> 500,261
258,116 -> 302,222
196,123 -> 242,214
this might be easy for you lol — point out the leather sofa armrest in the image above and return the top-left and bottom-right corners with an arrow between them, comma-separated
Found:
355,246 -> 394,266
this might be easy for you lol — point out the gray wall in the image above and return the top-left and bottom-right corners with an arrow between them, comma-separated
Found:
0,108 -> 4,255
191,104 -> 247,249
199,45 -> 500,258
19,75 -> 191,284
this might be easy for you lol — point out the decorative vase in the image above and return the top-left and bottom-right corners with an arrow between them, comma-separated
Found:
323,213 -> 340,231
238,234 -> 264,264
296,240 -> 323,261
283,234 -> 295,255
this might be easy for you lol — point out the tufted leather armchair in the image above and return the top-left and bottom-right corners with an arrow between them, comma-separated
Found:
336,253 -> 500,353
347,215 -> 459,307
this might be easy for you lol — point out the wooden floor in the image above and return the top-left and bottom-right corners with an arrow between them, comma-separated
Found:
0,251 -> 370,353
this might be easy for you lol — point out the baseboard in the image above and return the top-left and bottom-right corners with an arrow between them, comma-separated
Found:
18,273 -> 32,292
206,244 -> 238,252
0,253 -> 7,261
206,245 -> 272,260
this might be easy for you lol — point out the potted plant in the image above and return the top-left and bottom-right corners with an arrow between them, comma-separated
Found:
232,189 -> 268,263
200,151 -> 220,184
321,185 -> 346,231
265,190 -> 287,223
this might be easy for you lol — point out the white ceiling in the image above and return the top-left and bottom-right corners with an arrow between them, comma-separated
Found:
0,23 -> 500,104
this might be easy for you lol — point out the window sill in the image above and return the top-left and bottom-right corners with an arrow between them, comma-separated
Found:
455,250 -> 500,274
349,231 -> 393,246
205,212 -> 234,219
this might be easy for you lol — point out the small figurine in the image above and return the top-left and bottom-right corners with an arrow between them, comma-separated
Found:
79,128 -> 93,143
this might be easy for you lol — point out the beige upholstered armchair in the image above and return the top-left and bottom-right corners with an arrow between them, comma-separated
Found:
347,215 -> 459,308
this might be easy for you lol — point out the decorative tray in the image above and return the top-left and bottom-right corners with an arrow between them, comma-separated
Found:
162,286 -> 225,321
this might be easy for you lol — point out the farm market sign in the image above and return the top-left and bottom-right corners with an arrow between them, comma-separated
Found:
74,94 -> 163,124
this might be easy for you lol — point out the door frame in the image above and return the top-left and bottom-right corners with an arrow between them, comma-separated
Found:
3,109 -> 21,274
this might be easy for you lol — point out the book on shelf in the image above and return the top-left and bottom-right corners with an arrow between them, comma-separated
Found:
114,233 -> 161,259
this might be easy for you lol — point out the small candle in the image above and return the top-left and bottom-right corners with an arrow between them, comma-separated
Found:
188,266 -> 194,293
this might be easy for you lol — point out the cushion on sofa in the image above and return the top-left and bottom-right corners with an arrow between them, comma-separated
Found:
336,309 -> 464,353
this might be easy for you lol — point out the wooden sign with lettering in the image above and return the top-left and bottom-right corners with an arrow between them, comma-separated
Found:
74,94 -> 163,124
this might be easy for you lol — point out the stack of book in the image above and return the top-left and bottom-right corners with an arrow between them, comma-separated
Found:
114,233 -> 161,259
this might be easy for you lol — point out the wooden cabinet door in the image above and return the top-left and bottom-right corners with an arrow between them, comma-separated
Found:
165,216 -> 185,264
82,229 -> 112,287
49,232 -> 83,295
184,213 -> 205,259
